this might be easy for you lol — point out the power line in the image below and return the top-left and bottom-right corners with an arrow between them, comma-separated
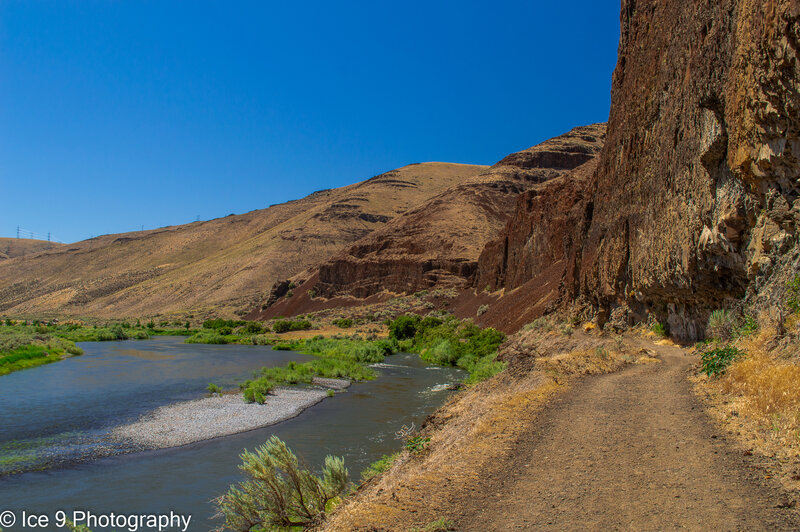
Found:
14,227 -> 62,243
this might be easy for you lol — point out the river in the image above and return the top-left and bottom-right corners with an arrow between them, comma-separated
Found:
0,337 -> 463,530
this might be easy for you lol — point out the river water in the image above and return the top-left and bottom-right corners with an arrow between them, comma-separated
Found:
0,337 -> 463,530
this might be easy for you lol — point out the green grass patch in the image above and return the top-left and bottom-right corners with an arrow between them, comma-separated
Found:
360,452 -> 399,482
0,345 -> 62,376
241,358 -> 377,404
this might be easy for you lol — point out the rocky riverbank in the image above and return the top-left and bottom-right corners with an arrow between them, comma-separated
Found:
111,379 -> 350,449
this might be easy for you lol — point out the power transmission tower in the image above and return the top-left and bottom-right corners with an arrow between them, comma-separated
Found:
16,226 -> 19,239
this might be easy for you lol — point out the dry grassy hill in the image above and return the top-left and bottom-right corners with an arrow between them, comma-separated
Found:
253,124 -> 606,319
0,238 -> 63,260
0,163 -> 486,319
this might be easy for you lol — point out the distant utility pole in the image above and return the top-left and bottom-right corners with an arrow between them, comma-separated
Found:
17,226 -> 20,239
196,215 -> 200,222
141,225 -> 144,232
47,232 -> 51,242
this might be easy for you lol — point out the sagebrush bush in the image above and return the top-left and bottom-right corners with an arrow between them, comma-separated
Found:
706,309 -> 734,341
214,435 -> 348,530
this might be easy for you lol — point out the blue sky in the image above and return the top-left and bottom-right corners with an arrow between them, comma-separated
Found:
0,1 -> 620,243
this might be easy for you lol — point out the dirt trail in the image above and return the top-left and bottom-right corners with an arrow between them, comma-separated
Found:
455,341 -> 800,530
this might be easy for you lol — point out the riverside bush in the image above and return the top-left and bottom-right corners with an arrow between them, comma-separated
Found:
185,331 -> 228,344
387,315 -> 506,382
272,319 -> 312,333
241,358 -> 375,403
203,318 -> 247,330
214,436 -> 348,530
300,337 -> 396,363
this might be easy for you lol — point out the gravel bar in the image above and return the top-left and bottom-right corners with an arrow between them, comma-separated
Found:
110,380 -> 349,449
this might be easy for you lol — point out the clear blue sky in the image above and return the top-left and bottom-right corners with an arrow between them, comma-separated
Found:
0,1 -> 620,244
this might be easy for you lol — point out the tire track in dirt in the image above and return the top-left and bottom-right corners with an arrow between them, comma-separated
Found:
456,342 -> 800,530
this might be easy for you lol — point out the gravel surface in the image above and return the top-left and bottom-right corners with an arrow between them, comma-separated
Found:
110,381 -> 349,449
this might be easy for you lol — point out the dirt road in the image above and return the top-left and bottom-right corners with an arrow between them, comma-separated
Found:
456,342 -> 799,530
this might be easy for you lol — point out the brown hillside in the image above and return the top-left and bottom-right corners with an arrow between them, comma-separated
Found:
256,124 -> 606,318
0,163 -> 486,319
0,238 -> 62,261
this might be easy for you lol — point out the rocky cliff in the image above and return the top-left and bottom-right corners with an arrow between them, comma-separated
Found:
478,0 -> 800,339
308,124 -> 606,299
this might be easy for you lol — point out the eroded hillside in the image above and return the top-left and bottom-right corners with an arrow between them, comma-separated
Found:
254,124 -> 606,319
0,238 -> 62,261
0,163 -> 487,319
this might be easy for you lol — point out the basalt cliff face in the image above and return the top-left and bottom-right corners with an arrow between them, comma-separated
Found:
307,124 -> 606,299
478,0 -> 800,339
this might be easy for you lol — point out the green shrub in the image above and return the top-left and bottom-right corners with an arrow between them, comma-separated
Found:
185,331 -> 228,344
464,353 -> 507,384
700,345 -> 746,377
333,318 -> 354,329
272,319 -> 312,333
389,314 -> 419,340
706,309 -> 733,341
242,322 -> 263,334
787,274 -> 800,313
523,316 -> 555,332
214,436 -> 348,530
207,383 -> 223,395
733,314 -> 758,338
243,384 -> 269,404
650,322 -> 668,337
96,330 -> 117,341
134,331 -> 150,340
388,315 -> 505,382
405,435 -> 431,454
416,518 -> 456,532
203,318 -> 246,330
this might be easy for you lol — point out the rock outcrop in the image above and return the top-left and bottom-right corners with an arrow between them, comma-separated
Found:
310,124 -> 607,299
478,0 -> 800,340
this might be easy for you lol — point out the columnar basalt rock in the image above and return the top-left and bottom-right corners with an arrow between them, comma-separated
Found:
478,0 -> 800,340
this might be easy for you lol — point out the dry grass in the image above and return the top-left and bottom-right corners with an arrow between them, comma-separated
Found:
0,163 -> 487,319
694,324 -> 800,493
705,329 -> 800,455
